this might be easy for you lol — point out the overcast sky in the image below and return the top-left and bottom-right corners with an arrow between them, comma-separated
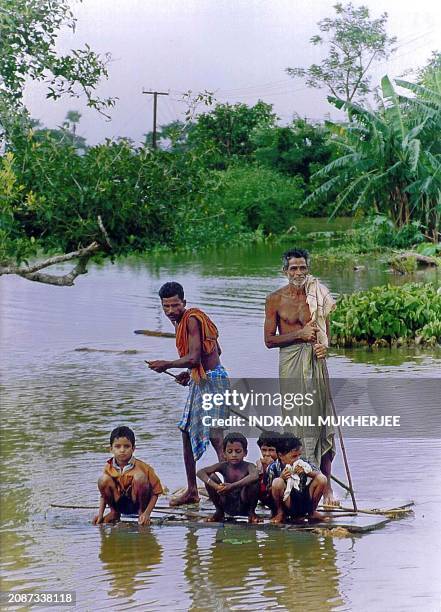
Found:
24,0 -> 440,144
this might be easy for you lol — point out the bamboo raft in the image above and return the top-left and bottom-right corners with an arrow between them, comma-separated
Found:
50,501 -> 414,535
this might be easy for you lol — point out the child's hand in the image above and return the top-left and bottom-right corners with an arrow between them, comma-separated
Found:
92,514 -> 103,525
217,483 -> 234,494
138,512 -> 151,526
261,456 -> 273,466
281,467 -> 291,481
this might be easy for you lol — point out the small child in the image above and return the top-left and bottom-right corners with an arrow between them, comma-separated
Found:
265,434 -> 327,524
256,431 -> 279,510
93,425 -> 163,526
197,432 -> 261,524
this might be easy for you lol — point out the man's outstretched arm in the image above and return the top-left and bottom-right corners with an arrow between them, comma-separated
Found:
149,316 -> 202,372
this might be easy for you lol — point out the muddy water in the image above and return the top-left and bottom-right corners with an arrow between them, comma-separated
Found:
1,241 -> 440,611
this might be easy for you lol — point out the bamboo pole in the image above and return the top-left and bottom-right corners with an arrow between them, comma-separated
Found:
50,502 -> 411,518
322,506 -> 411,517
322,359 -> 358,512
50,503 -> 207,519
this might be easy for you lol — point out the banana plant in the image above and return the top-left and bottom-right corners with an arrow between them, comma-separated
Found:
306,70 -> 441,241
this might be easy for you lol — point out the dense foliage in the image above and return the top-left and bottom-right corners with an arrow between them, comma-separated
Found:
306,72 -> 441,241
186,101 -> 277,168
253,119 -> 334,188
1,119 -> 315,265
331,283 -> 441,346
206,166 -> 304,235
1,132 -> 229,261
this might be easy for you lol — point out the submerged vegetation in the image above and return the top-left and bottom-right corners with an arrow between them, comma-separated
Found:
331,283 -> 441,347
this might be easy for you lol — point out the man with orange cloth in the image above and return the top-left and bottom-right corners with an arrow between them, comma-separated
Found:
149,282 -> 229,506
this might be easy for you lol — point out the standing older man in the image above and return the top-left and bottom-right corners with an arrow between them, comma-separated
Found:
264,248 -> 338,505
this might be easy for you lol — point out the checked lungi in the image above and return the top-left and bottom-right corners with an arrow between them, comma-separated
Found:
178,364 -> 230,461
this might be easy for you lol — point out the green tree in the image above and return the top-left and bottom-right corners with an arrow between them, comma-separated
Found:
208,165 -> 305,234
144,120 -> 189,152
305,72 -> 441,241
286,3 -> 396,107
417,51 -> 441,89
253,118 -> 335,187
187,101 -> 277,168
0,0 -> 114,125
0,0 -> 116,284
31,111 -> 87,151
0,131 -> 219,283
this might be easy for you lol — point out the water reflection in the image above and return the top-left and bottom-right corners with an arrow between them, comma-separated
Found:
98,525 -> 163,599
259,531 -> 344,611
182,526 -> 344,611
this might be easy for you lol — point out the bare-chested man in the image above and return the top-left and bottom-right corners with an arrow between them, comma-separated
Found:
149,282 -> 229,506
264,248 -> 338,505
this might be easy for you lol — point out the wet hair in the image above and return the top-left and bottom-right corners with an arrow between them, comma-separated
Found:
158,282 -> 184,301
110,426 -> 135,447
275,434 -> 303,455
257,431 -> 280,448
223,432 -> 248,452
282,248 -> 310,270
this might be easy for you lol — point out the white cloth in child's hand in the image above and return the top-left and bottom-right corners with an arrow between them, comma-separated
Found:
283,460 -> 312,501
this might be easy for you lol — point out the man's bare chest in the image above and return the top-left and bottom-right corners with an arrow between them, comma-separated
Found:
277,294 -> 311,326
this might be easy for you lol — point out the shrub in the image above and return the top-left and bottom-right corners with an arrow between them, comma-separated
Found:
207,165 -> 305,235
331,282 -> 441,346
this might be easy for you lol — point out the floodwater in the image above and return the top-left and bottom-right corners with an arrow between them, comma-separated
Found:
1,234 -> 440,611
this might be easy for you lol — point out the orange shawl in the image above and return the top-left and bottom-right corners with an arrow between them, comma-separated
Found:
176,308 -> 219,383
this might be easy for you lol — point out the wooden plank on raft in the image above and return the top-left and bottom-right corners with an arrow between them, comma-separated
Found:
119,512 -> 391,533
48,500 -> 411,532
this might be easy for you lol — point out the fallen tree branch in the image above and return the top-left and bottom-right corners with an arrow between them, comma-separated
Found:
17,254 -> 93,286
390,251 -> 438,267
0,242 -> 102,286
0,241 -> 100,276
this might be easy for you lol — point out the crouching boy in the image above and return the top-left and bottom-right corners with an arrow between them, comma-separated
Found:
197,433 -> 261,524
93,426 -> 163,526
266,434 -> 327,524
256,431 -> 278,512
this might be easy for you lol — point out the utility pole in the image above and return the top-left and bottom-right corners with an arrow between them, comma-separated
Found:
142,90 -> 169,149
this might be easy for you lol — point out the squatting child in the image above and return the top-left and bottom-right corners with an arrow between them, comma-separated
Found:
93,426 -> 163,526
265,434 -> 327,523
256,431 -> 279,511
197,432 -> 261,524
